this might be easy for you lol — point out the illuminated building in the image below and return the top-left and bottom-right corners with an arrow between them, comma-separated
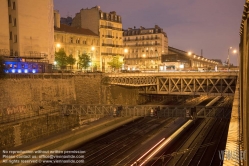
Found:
123,25 -> 168,71
54,11 -> 100,70
71,6 -> 124,72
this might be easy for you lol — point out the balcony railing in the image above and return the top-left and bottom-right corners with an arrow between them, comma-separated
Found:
105,35 -> 114,38
124,37 -> 160,42
102,43 -> 123,47
100,25 -> 123,31
125,43 -> 161,47
101,52 -> 124,56
0,49 -> 48,59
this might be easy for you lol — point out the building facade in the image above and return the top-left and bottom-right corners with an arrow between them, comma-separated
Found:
123,25 -> 168,71
54,11 -> 100,70
0,0 -> 54,63
161,46 -> 219,71
71,6 -> 124,72
0,0 -> 10,53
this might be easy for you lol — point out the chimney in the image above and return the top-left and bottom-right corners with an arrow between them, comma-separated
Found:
54,10 -> 60,28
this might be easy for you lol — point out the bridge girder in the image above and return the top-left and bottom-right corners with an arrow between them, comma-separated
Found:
105,73 -> 237,95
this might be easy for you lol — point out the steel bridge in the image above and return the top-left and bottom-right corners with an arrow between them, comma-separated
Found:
61,104 -> 231,119
104,72 -> 238,95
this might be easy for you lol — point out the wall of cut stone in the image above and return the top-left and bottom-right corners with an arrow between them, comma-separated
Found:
0,74 -> 144,149
74,75 -> 104,104
0,114 -> 79,150
106,85 -> 146,105
0,78 -> 76,114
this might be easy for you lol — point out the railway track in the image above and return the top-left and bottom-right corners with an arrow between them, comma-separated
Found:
34,95 -> 220,166
148,96 -> 233,166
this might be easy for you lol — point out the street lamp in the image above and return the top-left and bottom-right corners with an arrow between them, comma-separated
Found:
91,46 -> 95,72
53,61 -> 57,69
124,48 -> 128,70
233,49 -> 239,67
228,47 -> 232,70
56,43 -> 61,52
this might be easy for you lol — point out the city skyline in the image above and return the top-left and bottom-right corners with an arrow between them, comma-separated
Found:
54,0 -> 244,66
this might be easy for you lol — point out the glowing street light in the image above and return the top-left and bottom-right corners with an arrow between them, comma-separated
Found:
91,46 -> 95,51
90,46 -> 95,72
188,52 -> 192,56
233,49 -> 239,67
56,43 -> 61,52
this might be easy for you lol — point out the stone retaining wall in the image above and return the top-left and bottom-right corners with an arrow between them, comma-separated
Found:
0,113 -> 79,150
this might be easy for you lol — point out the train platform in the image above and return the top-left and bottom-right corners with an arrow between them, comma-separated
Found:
223,79 -> 241,165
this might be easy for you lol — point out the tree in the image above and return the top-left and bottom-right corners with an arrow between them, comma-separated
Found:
78,53 -> 91,70
55,48 -> 68,69
67,54 -> 76,69
108,55 -> 123,71
0,56 -> 6,79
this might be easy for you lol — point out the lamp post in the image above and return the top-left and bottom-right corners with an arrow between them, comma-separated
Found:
228,47 -> 232,70
124,48 -> 128,70
91,46 -> 95,72
142,53 -> 146,72
53,61 -> 57,69
56,43 -> 61,52
233,49 -> 239,67
188,51 -> 192,69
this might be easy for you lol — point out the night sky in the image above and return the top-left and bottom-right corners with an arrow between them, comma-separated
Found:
54,0 -> 244,65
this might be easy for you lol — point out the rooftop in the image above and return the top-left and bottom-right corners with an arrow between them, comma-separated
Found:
54,24 -> 98,36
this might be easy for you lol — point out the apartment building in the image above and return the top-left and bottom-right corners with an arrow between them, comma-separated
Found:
54,11 -> 100,70
71,6 -> 124,72
0,0 -> 54,63
123,25 -> 168,71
